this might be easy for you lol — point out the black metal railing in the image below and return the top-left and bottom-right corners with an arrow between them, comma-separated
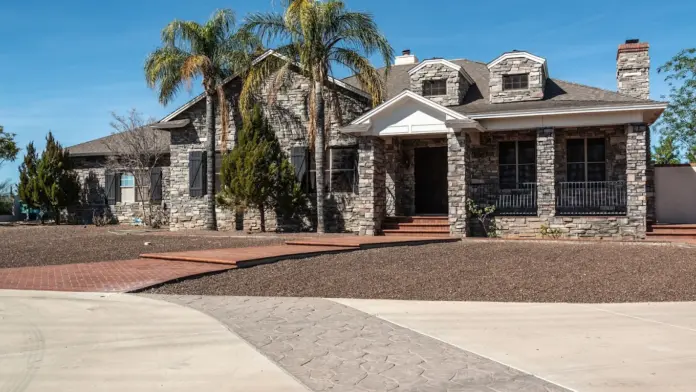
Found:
469,182 -> 537,215
556,181 -> 626,215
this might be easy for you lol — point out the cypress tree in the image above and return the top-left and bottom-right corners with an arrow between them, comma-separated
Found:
18,133 -> 80,224
217,106 -> 302,232
18,142 -> 39,210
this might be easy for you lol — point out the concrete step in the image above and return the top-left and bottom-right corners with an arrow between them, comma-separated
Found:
382,222 -> 450,230
384,216 -> 448,225
382,229 -> 450,237
647,231 -> 696,237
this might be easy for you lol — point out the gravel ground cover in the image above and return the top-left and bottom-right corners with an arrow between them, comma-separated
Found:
0,224 -> 284,268
148,241 -> 696,303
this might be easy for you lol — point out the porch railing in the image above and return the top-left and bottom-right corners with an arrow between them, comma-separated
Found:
556,181 -> 626,215
469,182 -> 537,215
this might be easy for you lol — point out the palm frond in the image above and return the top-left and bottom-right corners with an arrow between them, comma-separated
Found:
144,47 -> 189,105
161,20 -> 205,52
331,47 -> 386,105
242,12 -> 292,44
181,55 -> 212,92
205,9 -> 236,42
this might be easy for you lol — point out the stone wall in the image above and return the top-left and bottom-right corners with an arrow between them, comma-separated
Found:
167,68 -> 370,232
409,62 -> 469,106
489,57 -> 546,104
617,42 -> 650,100
554,126 -> 627,183
73,156 -> 170,226
464,126 -> 645,239
357,137 -> 386,235
447,132 -> 469,236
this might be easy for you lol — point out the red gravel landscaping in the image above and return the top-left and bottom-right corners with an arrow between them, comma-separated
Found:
0,224 -> 285,269
147,240 -> 696,303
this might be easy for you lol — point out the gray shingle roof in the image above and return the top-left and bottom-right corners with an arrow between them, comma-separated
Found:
67,127 -> 171,157
342,58 -> 662,116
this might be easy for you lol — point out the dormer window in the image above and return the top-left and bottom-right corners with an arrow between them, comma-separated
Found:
503,74 -> 529,91
422,79 -> 447,96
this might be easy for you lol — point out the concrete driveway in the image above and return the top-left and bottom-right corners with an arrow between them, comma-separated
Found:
334,299 -> 696,392
0,290 -> 307,392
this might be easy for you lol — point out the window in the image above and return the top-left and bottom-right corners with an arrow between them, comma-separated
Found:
499,141 -> 536,188
503,74 -> 529,90
305,147 -> 358,193
422,79 -> 447,96
567,138 -> 606,182
120,174 -> 135,202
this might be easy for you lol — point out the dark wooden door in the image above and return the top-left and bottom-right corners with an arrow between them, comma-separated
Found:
414,147 -> 448,214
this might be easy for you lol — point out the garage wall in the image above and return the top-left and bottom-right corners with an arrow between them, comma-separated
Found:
655,164 -> 696,223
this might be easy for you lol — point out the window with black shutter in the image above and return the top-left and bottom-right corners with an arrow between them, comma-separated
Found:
150,167 -> 163,202
189,151 -> 207,197
104,171 -> 120,205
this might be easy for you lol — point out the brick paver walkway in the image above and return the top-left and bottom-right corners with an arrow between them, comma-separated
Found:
0,259 -> 233,292
141,244 -> 356,265
149,295 -> 568,392
0,236 -> 460,293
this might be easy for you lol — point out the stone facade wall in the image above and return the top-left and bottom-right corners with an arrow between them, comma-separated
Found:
617,42 -> 650,100
536,128 -> 555,219
73,156 -> 170,226
625,124 -> 648,238
489,57 -> 546,103
554,126 -> 627,183
464,126 -> 646,239
357,137 -> 386,235
167,69 -> 370,232
447,132 -> 469,236
409,62 -> 469,106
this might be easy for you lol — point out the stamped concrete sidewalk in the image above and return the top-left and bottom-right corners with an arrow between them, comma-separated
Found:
149,295 -> 568,392
336,299 -> 696,392
0,290 -> 307,392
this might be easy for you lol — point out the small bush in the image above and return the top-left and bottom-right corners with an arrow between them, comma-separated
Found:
466,199 -> 497,238
540,224 -> 563,239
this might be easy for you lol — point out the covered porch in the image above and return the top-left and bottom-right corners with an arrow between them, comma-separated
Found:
344,91 -> 655,239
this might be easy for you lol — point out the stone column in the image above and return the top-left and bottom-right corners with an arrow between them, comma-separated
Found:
358,136 -> 386,236
384,138 -> 399,217
626,124 -> 648,238
447,132 -> 469,236
536,128 -> 556,221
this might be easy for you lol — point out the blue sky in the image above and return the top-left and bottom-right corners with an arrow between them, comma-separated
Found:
1,0 -> 693,182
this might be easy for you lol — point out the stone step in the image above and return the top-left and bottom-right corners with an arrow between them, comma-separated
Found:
647,231 -> 696,237
382,222 -> 450,230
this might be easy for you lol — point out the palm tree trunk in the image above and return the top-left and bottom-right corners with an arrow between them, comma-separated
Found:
205,93 -> 217,230
314,80 -> 326,234
259,202 -> 266,233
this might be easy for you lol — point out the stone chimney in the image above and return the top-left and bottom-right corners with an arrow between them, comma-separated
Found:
395,49 -> 418,65
617,39 -> 650,100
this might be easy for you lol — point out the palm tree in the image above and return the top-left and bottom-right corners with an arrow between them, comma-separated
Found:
145,9 -> 260,230
240,0 -> 393,233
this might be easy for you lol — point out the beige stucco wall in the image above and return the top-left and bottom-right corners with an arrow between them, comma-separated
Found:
655,165 -> 696,223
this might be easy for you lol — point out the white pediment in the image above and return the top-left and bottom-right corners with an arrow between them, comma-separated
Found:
344,90 -> 483,136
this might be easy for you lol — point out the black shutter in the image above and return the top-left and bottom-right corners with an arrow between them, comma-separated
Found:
150,167 -> 163,201
105,171 -> 121,205
291,146 -> 308,183
189,151 -> 206,197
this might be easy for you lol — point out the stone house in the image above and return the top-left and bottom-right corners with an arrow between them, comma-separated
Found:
68,40 -> 666,238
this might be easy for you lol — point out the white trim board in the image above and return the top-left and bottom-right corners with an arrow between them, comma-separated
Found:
487,51 -> 549,77
408,59 -> 475,85
466,103 -> 668,120
350,90 -> 469,125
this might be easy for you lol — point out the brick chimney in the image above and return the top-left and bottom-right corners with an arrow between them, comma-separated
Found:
617,39 -> 650,100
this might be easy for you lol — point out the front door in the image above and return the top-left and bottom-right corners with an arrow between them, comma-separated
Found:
414,147 -> 448,214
